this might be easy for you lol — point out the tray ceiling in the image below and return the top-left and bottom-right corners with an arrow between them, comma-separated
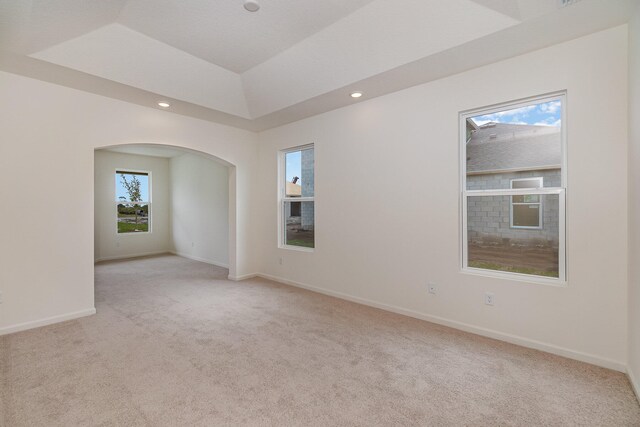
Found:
0,0 -> 635,131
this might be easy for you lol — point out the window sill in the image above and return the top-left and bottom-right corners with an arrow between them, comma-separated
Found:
461,267 -> 567,287
117,231 -> 152,236
279,245 -> 314,253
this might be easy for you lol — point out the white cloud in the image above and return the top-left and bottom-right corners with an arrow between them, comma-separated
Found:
472,105 -> 537,125
539,101 -> 561,114
493,105 -> 537,117
534,118 -> 562,127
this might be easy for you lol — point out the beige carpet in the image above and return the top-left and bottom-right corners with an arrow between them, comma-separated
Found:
1,255 -> 638,426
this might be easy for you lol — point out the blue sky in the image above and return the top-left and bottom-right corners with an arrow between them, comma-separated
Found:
116,173 -> 149,202
471,100 -> 561,127
285,151 -> 301,184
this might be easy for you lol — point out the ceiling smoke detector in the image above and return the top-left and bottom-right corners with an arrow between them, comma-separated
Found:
244,1 -> 260,12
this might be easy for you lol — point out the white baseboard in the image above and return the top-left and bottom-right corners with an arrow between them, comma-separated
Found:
628,367 -> 640,403
95,251 -> 169,263
0,308 -> 96,336
256,273 -> 626,373
228,273 -> 258,281
170,251 -> 229,269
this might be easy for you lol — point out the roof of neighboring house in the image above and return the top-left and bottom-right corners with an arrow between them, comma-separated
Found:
466,121 -> 561,174
286,181 -> 301,196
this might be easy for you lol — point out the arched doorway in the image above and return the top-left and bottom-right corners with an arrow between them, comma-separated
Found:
93,143 -> 238,282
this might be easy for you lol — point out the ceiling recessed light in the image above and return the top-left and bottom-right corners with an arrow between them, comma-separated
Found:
244,1 -> 260,12
350,92 -> 363,99
157,101 -> 170,108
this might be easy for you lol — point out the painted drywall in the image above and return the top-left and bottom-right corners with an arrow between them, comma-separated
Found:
94,151 -> 171,262
32,24 -> 251,118
0,71 -> 258,334
628,3 -> 640,396
170,153 -> 229,267
256,26 -> 629,370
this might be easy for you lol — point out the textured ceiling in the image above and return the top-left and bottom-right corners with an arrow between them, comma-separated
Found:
103,144 -> 188,159
0,0 -> 635,131
118,0 -> 376,73
31,23 -> 252,117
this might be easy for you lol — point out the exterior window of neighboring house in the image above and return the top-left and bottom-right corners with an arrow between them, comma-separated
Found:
510,177 -> 543,229
461,93 -> 566,283
116,170 -> 151,234
280,145 -> 314,249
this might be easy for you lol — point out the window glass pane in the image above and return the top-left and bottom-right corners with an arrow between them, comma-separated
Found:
116,172 -> 149,202
466,99 -> 562,190
284,201 -> 314,248
285,148 -> 314,197
512,194 -> 540,203
512,178 -> 542,189
117,203 -> 149,233
512,204 -> 540,227
467,194 -> 559,277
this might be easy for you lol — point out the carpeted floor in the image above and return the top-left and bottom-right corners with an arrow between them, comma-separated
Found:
1,255 -> 639,426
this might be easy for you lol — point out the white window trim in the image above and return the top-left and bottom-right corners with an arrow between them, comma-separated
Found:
115,169 -> 152,235
459,92 -> 567,286
510,177 -> 544,230
278,144 -> 314,252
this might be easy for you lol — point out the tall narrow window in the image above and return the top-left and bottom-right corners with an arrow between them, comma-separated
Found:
461,94 -> 566,282
116,170 -> 151,234
280,145 -> 314,249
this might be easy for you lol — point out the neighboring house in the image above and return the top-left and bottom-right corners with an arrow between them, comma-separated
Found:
285,180 -> 302,219
300,148 -> 314,230
284,149 -> 315,231
466,120 -> 561,247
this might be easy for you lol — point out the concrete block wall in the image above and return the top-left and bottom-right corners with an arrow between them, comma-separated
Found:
467,169 -> 560,245
467,169 -> 561,190
301,148 -> 315,230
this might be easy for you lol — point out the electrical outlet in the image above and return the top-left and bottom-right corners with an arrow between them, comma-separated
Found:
428,283 -> 437,295
191,242 -> 195,247
0,291 -> 3,304
116,242 -> 120,248
485,292 -> 495,306
278,257 -> 283,265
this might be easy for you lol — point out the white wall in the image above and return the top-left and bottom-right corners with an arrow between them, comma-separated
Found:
628,4 -> 640,396
0,71 -> 258,334
170,153 -> 229,267
94,151 -> 171,261
255,26 -> 629,370
0,20 -> 635,379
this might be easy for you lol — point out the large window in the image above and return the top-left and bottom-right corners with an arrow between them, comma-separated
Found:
461,94 -> 566,283
280,145 -> 314,249
116,170 -> 151,234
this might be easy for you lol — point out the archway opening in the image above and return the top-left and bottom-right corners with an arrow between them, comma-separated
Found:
93,143 -> 237,285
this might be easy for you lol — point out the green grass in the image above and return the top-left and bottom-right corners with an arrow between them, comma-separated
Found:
118,222 -> 148,233
468,261 -> 558,278
286,239 -> 315,248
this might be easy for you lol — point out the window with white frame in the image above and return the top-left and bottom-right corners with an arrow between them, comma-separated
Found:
510,177 -> 543,229
115,170 -> 151,234
279,145 -> 314,249
461,93 -> 566,282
